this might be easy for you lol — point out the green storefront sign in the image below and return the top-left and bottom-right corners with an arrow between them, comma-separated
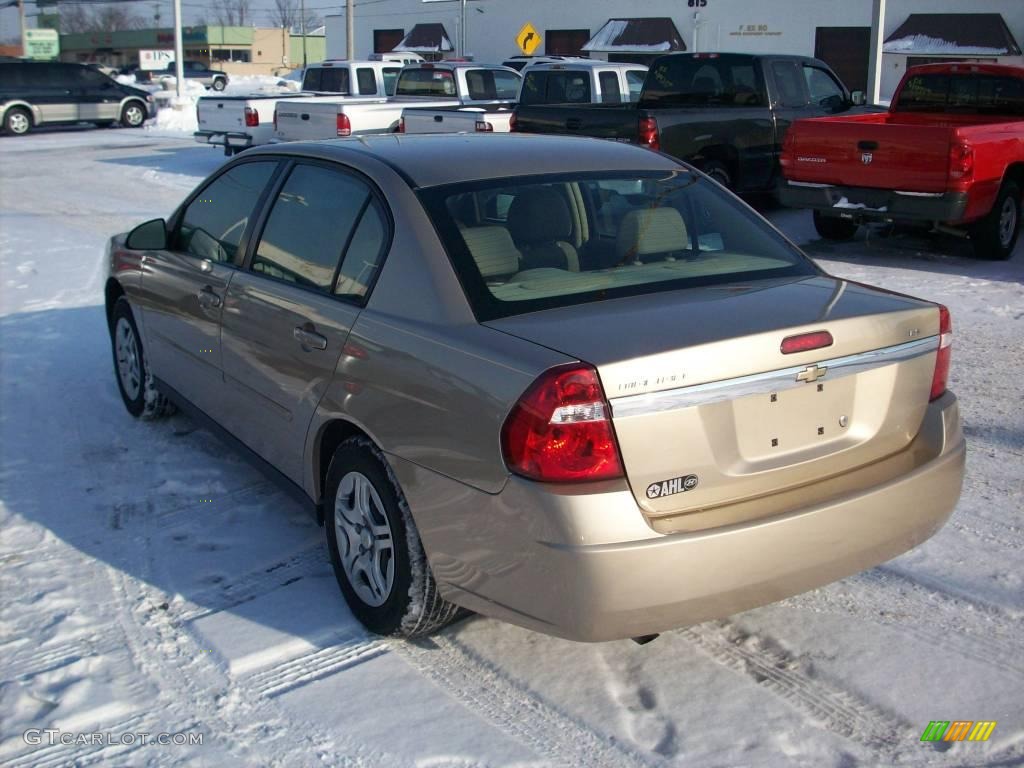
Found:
26,29 -> 60,60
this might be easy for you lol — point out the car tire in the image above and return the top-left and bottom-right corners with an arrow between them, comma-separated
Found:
120,101 -> 147,128
970,180 -> 1020,260
4,106 -> 32,136
701,160 -> 733,189
211,78 -> 227,92
324,437 -> 461,638
813,210 -> 859,241
110,298 -> 175,420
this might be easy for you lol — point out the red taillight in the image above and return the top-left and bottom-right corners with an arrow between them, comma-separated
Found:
244,106 -> 259,127
948,142 -> 974,185
509,112 -> 518,132
501,364 -> 624,483
930,305 -> 952,401
638,116 -> 659,151
781,330 -> 834,355
336,112 -> 351,137
475,120 -> 493,132
397,116 -> 405,133
779,129 -> 796,170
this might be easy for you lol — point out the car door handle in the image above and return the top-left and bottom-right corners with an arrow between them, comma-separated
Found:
293,325 -> 327,351
433,115 -> 443,122
301,113 -> 310,120
197,287 -> 221,309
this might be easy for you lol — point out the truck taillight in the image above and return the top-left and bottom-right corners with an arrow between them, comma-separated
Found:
397,116 -> 405,133
948,142 -> 974,184
475,120 -> 493,132
930,305 -> 952,401
638,116 -> 659,151
244,106 -> 259,127
780,129 -> 796,170
501,364 -> 624,483
336,112 -> 351,137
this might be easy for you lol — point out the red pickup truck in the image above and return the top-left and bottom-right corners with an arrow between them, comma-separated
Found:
779,63 -> 1024,259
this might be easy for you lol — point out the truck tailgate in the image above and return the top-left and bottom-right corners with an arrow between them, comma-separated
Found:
786,114 -> 954,193
514,104 -> 637,140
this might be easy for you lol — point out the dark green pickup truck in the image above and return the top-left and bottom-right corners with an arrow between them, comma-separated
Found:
512,53 -> 869,192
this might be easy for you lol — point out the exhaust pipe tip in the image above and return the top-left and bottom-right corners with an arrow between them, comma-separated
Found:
631,634 -> 659,646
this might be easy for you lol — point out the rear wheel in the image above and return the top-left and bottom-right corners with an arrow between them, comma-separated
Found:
970,180 -> 1020,260
324,437 -> 460,637
211,77 -> 227,92
813,210 -> 859,241
110,298 -> 174,419
120,101 -> 146,128
4,107 -> 32,136
701,160 -> 733,189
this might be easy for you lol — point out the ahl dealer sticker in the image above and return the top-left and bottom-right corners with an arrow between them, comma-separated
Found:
646,475 -> 698,499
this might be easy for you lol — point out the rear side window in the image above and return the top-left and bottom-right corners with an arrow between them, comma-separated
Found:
898,73 -> 1024,116
356,67 -> 377,95
382,67 -> 402,95
252,165 -> 373,293
177,162 -> 277,264
421,171 -> 815,321
465,69 -> 520,101
599,71 -> 621,103
396,68 -> 456,96
520,71 -> 591,104
0,64 -> 24,87
334,200 -> 388,300
642,55 -> 765,107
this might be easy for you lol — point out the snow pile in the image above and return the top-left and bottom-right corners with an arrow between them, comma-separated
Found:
883,34 -> 1008,55
149,96 -> 198,135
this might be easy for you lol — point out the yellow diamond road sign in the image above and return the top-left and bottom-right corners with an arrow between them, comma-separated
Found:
516,23 -> 541,56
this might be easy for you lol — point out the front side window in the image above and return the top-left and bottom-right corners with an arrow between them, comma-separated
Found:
626,70 -> 646,101
771,61 -> 807,107
176,162 -> 277,264
803,65 -> 845,109
356,67 -> 378,95
421,171 -> 816,321
252,165 -> 373,293
382,67 -> 402,95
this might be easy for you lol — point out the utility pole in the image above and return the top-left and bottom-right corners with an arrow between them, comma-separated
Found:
301,0 -> 307,69
867,0 -> 887,104
173,0 -> 184,99
460,0 -> 466,57
346,0 -> 355,60
18,0 -> 26,57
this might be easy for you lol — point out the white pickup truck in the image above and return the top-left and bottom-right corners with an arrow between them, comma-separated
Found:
195,60 -> 404,156
399,103 -> 516,134
518,60 -> 649,106
273,62 -> 521,142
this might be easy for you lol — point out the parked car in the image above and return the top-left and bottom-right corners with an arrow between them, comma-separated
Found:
512,53 -> 870,192
151,60 -> 229,91
196,60 -> 405,156
779,62 -> 1024,259
519,61 -> 648,105
1,60 -> 155,135
106,133 -> 964,642
273,62 -> 520,142
501,54 -> 590,72
86,62 -> 120,78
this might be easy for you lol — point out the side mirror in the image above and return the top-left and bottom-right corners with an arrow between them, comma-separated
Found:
126,218 -> 168,250
851,90 -> 866,106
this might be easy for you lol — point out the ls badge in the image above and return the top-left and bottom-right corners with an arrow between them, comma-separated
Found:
646,474 -> 698,499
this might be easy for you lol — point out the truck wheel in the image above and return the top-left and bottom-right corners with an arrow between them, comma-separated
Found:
701,160 -> 733,189
120,101 -> 146,128
110,298 -> 175,419
212,77 -> 227,91
324,437 -> 461,638
813,210 -> 859,241
4,107 -> 32,136
970,180 -> 1020,260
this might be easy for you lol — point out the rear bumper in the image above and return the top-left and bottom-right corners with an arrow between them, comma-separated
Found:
393,392 -> 965,642
193,130 -> 253,149
778,179 -> 969,224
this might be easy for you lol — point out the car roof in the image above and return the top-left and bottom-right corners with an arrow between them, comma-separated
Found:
525,61 -> 647,71
247,133 -> 681,188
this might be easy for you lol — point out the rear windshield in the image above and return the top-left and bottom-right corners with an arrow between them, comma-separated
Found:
897,73 -> 1024,115
520,71 -> 592,105
302,66 -> 351,94
420,171 -> 816,321
396,68 -> 457,96
640,55 -> 765,108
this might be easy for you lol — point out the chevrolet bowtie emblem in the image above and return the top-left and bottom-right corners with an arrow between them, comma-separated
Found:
797,364 -> 827,383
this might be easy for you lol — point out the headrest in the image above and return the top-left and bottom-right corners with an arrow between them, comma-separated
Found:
506,187 -> 573,246
459,226 -> 521,278
616,207 -> 689,262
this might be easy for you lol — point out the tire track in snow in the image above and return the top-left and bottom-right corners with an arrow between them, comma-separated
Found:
679,621 -> 908,756
949,510 -> 1022,551
4,634 -> 119,680
247,636 -> 391,698
398,635 -> 660,768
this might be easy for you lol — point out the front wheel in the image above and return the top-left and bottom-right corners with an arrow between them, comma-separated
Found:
970,180 -> 1020,260
110,298 -> 175,419
324,437 -> 460,637
813,210 -> 859,241
120,101 -> 146,128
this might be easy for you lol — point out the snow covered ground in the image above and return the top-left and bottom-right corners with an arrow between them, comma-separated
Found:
1,128 -> 1022,768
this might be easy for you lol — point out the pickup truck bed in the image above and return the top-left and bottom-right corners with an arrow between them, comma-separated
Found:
196,92 -> 312,155
400,103 -> 515,134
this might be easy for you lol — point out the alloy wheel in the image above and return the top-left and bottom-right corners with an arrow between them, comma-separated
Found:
334,471 -> 395,607
114,317 -> 141,401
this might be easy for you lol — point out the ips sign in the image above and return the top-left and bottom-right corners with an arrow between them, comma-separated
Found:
25,29 -> 60,61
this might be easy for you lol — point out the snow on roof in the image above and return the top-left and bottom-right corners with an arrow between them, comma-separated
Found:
582,18 -> 685,53
883,14 -> 1021,56
393,23 -> 453,53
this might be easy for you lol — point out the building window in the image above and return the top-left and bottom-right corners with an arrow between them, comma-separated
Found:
545,29 -> 590,57
374,28 -> 404,54
212,49 -> 251,63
